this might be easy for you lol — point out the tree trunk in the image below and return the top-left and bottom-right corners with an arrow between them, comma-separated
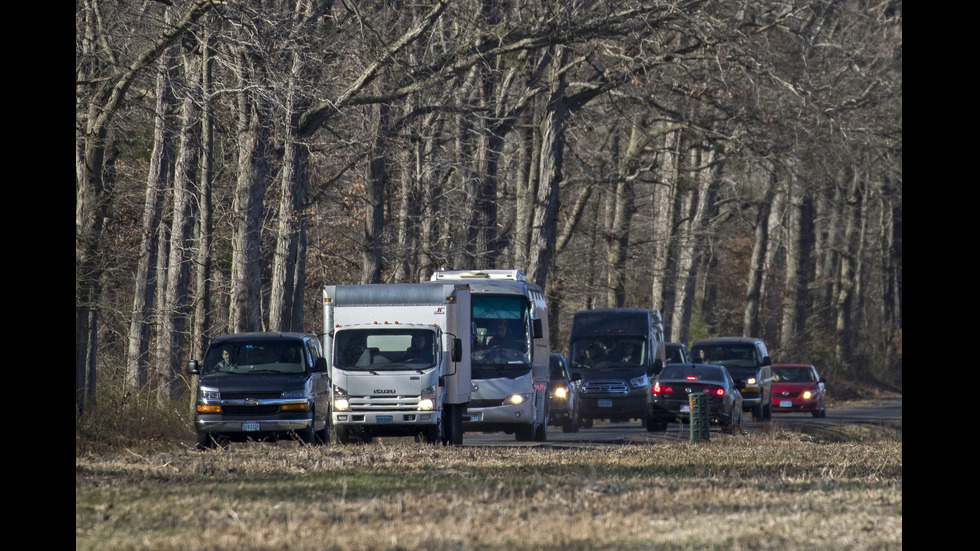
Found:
604,121 -> 644,307
672,147 -> 722,346
156,49 -> 201,403
229,56 -> 270,332
126,51 -> 174,392
835,168 -> 864,370
362,103 -> 390,284
743,173 -> 776,338
779,178 -> 814,357
650,127 -> 682,340
527,46 -> 569,288
191,28 -> 214,360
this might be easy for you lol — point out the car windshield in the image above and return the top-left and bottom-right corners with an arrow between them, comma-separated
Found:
773,367 -> 816,383
691,344 -> 757,367
659,366 -> 724,382
569,336 -> 646,369
334,328 -> 436,371
203,341 -> 307,375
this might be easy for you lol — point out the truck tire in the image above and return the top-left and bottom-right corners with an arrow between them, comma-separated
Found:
315,418 -> 330,445
332,425 -> 351,445
418,421 -> 443,444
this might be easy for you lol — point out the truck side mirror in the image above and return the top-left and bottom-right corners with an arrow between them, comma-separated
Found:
186,360 -> 200,375
532,318 -> 543,339
452,338 -> 463,363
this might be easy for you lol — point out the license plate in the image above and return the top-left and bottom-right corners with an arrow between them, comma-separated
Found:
598,399 -> 613,408
680,405 -> 690,413
780,400 -> 793,408
376,415 -> 393,424
242,422 -> 260,431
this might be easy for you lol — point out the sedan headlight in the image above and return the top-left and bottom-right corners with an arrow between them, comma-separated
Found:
802,390 -> 813,400
333,386 -> 350,411
630,374 -> 649,388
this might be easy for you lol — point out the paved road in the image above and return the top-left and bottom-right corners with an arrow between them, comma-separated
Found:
459,398 -> 902,447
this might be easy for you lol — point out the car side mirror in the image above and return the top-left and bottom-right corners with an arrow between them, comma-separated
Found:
532,318 -> 543,339
187,360 -> 200,375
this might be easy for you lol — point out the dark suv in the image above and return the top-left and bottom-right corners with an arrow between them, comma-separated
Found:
690,337 -> 772,421
187,332 -> 330,449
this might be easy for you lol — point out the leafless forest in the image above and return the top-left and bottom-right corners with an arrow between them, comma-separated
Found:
76,0 -> 902,413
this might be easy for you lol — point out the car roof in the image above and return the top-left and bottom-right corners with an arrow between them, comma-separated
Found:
771,363 -> 814,368
691,337 -> 765,345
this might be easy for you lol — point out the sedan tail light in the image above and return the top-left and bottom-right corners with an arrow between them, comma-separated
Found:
705,387 -> 725,397
651,382 -> 673,395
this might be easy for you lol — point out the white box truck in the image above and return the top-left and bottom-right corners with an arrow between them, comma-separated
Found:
323,282 -> 471,445
430,270 -> 551,442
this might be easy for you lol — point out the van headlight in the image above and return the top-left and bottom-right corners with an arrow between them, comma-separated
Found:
630,374 -> 649,388
198,387 -> 220,402
283,389 -> 308,399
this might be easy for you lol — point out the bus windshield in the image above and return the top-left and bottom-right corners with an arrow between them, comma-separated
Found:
470,295 -> 532,376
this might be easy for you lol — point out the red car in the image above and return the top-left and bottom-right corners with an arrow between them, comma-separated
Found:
771,364 -> 827,417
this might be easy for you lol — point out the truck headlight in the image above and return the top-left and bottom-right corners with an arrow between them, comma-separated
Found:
630,374 -> 649,388
333,386 -> 350,411
419,385 -> 436,411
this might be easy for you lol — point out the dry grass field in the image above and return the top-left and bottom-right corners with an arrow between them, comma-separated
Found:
76,422 -> 901,550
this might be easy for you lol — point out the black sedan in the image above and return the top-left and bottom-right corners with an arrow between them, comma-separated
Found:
646,364 -> 743,434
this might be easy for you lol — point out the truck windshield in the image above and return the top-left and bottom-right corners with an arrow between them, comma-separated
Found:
470,295 -> 531,377
569,336 -> 646,369
202,341 -> 308,375
334,328 -> 437,371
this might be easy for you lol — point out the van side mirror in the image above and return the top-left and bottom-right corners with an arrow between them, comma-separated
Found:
187,360 -> 200,375
312,357 -> 328,373
452,338 -> 463,363
532,319 -> 543,339
649,358 -> 663,376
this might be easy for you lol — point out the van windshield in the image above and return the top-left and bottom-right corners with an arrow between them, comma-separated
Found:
570,336 -> 646,369
203,341 -> 308,375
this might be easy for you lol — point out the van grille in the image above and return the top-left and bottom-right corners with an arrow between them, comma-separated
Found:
582,380 -> 629,395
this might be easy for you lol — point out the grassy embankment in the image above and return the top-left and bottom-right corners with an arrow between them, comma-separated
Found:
76,418 -> 901,550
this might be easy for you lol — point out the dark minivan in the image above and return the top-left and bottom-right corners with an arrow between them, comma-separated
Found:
690,337 -> 773,421
187,332 -> 330,449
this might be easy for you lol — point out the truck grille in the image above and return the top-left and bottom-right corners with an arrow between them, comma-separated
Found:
582,380 -> 629,395
348,395 -> 422,411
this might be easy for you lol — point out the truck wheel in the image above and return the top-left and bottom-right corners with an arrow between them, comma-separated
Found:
297,423 -> 316,446
418,421 -> 442,444
332,426 -> 351,445
315,418 -> 330,445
